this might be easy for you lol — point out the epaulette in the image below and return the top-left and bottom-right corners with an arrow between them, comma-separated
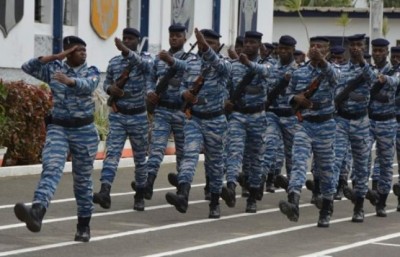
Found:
88,66 -> 101,75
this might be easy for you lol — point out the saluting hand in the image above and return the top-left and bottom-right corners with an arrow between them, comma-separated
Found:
239,53 -> 251,66
228,46 -> 239,60
55,45 -> 78,61
159,50 -> 174,66
194,28 -> 209,52
115,37 -> 130,56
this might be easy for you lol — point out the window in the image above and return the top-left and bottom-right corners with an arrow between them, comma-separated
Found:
127,0 -> 140,29
34,0 -> 51,24
63,0 -> 78,26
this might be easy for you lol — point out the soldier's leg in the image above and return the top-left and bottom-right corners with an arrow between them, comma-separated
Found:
263,113 -> 281,193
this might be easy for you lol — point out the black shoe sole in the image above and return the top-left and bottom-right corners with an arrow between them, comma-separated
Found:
14,203 -> 41,232
221,187 -> 235,208
279,200 -> 298,222
165,193 -> 187,213
93,193 -> 111,209
275,175 -> 289,190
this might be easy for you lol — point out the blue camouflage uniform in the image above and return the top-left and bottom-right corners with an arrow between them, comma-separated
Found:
177,47 -> 230,194
21,57 -> 100,218
147,49 -> 189,179
100,50 -> 153,189
368,61 -> 399,195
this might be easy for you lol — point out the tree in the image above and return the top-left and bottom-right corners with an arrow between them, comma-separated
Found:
275,0 -> 353,7
283,0 -> 310,41
336,13 -> 352,46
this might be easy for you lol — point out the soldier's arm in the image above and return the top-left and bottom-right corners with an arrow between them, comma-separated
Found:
71,66 -> 101,95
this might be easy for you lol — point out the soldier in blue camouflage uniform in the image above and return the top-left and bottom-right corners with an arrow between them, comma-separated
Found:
333,34 -> 376,223
366,38 -> 399,217
93,28 -> 153,212
391,46 -> 400,212
221,31 -> 273,213
165,28 -> 231,219
139,24 -> 192,200
279,36 -> 338,228
15,36 -> 100,242
263,35 -> 299,194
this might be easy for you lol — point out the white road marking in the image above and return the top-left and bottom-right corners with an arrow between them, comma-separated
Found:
372,242 -> 400,248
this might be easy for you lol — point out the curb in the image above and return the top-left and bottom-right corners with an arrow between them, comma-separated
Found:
0,154 -> 205,178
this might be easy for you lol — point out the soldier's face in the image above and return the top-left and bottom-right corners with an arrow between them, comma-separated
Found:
67,44 -> 87,66
390,52 -> 400,66
169,32 -> 186,49
372,46 -> 388,64
331,54 -> 346,65
205,37 -> 220,53
277,45 -> 294,62
349,40 -> 365,58
243,38 -> 261,56
123,34 -> 140,51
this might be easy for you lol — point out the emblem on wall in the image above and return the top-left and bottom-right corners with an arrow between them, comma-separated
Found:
0,0 -> 24,38
90,0 -> 118,40
171,0 -> 194,39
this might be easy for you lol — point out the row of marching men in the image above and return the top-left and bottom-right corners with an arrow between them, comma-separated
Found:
17,23 -> 400,243
93,25 -> 400,229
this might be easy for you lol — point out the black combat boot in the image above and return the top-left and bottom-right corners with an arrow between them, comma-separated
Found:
279,192 -> 300,222
144,174 -> 157,200
334,179 -> 347,200
372,180 -> 378,191
204,176 -> 211,201
245,187 -> 258,213
393,183 -> 400,212
238,173 -> 249,197
317,198 -> 333,228
167,173 -> 179,188
274,174 -> 289,191
376,193 -> 389,217
133,187 -> 145,211
93,183 -> 111,209
14,202 -> 46,232
365,188 -> 379,206
256,175 -> 266,200
343,185 -> 355,203
352,197 -> 365,223
265,173 -> 275,193
74,216 -> 91,242
208,193 -> 221,219
165,183 -> 191,213
221,182 -> 236,208
310,179 -> 322,209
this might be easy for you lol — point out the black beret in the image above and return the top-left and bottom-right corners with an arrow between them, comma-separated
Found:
169,24 -> 186,33
371,38 -> 390,47
330,45 -> 345,55
245,31 -> 263,40
279,35 -> 296,46
294,50 -> 305,56
123,28 -> 141,38
263,42 -> 274,49
200,29 -> 221,39
63,36 -> 86,48
347,34 -> 366,42
310,36 -> 330,43
391,46 -> 400,53
235,36 -> 244,44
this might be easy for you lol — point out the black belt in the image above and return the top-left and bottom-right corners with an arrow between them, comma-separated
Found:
52,116 -> 94,128
268,108 -> 295,117
191,110 -> 224,119
158,100 -> 181,110
117,106 -> 146,115
369,113 -> 395,121
234,104 -> 265,114
302,113 -> 333,123
337,109 -> 367,120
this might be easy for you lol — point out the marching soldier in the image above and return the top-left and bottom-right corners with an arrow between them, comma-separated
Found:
15,36 -> 100,242
93,28 -> 153,211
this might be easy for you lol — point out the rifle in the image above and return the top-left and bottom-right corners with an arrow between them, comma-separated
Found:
181,44 -> 225,119
370,64 -> 400,103
334,73 -> 366,107
264,75 -> 291,111
147,42 -> 198,114
107,62 -> 134,112
228,57 -> 267,113
293,73 -> 324,122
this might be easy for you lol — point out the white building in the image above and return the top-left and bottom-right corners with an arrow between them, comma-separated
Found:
0,0 -> 273,83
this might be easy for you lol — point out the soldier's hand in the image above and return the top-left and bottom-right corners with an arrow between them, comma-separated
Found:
183,90 -> 197,103
228,46 -> 239,60
293,92 -> 313,109
308,47 -> 324,63
108,84 -> 125,97
350,47 -> 365,64
194,28 -> 209,52
115,37 -> 130,56
147,92 -> 160,105
283,72 -> 292,81
378,74 -> 387,84
159,50 -> 174,66
224,100 -> 234,113
259,43 -> 268,59
53,72 -> 75,87
55,45 -> 78,61
239,53 -> 251,66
